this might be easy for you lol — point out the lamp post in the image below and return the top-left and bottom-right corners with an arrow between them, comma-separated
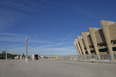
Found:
5,46 -> 7,60
25,37 -> 28,62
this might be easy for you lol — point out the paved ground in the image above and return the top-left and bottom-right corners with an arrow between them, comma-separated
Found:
0,60 -> 116,77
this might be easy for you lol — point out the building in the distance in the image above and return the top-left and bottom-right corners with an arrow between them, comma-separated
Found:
2,51 -> 6,54
32,54 -> 39,60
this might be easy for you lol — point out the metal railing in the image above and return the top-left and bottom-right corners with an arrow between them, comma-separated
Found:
57,56 -> 78,60
56,54 -> 116,61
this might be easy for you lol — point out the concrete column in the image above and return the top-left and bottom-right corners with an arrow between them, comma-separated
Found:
74,41 -> 80,55
100,20 -> 115,60
25,37 -> 28,62
75,39 -> 83,55
81,32 -> 91,55
5,46 -> 7,60
89,28 -> 101,60
77,36 -> 86,55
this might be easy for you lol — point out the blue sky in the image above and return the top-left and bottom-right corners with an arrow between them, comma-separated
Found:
0,0 -> 116,56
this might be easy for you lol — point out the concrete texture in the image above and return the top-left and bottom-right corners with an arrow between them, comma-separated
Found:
74,40 -> 80,55
101,20 -> 115,60
75,39 -> 82,55
81,32 -> 92,55
77,36 -> 86,55
75,20 -> 116,61
0,60 -> 116,77
89,28 -> 101,59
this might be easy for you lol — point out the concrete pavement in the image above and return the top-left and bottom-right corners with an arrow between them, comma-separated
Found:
0,60 -> 116,77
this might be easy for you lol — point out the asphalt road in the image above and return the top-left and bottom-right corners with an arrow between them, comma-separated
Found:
0,60 -> 116,77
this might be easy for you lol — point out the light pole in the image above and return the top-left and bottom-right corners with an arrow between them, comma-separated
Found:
25,37 -> 28,62
6,46 -> 7,60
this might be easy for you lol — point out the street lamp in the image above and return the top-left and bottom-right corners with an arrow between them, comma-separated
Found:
6,46 -> 7,60
25,37 -> 28,62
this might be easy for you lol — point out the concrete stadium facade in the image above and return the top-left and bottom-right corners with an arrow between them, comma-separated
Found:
74,20 -> 116,60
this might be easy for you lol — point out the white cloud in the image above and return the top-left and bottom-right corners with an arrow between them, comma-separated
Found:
0,32 -> 77,56
0,0 -> 43,31
0,33 -> 23,36
0,33 -> 26,42
0,8 -> 25,31
28,46 -> 77,56
6,45 -> 77,56
0,33 -> 55,43
0,32 -> 76,56
37,42 -> 72,48
4,41 -> 76,56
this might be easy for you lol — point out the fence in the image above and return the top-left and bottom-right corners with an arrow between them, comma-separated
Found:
58,56 -> 78,60
57,54 -> 116,61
